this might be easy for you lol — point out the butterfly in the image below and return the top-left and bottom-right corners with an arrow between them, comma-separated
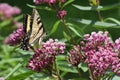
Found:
20,9 -> 46,51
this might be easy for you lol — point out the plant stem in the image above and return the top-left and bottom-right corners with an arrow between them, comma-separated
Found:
61,19 -> 75,44
97,10 -> 103,22
76,67 -> 82,77
54,58 -> 62,80
88,68 -> 94,80
53,3 -> 75,44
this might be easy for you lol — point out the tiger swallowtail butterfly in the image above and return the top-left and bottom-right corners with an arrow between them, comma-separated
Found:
20,9 -> 46,50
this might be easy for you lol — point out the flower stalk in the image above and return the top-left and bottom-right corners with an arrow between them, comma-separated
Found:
54,58 -> 62,80
61,19 -> 75,44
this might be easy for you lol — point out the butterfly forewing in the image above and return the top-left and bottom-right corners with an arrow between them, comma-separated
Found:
20,14 -> 32,50
29,9 -> 45,45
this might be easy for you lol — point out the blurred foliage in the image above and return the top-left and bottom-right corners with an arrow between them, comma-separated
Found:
0,0 -> 120,80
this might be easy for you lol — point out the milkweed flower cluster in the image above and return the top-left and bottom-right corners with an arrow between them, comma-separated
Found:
27,49 -> 55,72
113,38 -> 120,75
0,3 -> 21,20
33,0 -> 65,5
68,45 -> 84,66
27,39 -> 66,72
57,10 -> 67,19
42,39 -> 66,55
4,26 -> 25,46
82,31 -> 120,77
68,31 -> 120,78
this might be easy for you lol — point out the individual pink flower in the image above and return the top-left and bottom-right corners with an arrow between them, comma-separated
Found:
57,10 -> 67,19
4,26 -> 25,46
0,3 -> 21,20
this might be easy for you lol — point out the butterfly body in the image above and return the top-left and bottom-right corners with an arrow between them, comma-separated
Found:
20,9 -> 46,50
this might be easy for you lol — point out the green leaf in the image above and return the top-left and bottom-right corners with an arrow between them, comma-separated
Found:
63,31 -> 71,41
104,18 -> 120,25
5,63 -> 24,79
112,75 -> 120,80
74,19 -> 120,28
27,4 -> 36,8
7,71 -> 34,80
27,4 -> 53,11
67,23 -> 83,38
49,20 -> 60,35
62,0 -> 75,8
0,36 -> 4,40
57,61 -> 78,73
99,3 -> 120,11
37,6 -> 53,11
78,63 -> 88,72
72,4 -> 102,11
0,19 -> 12,29
72,3 -> 120,11
56,55 -> 66,60
0,58 -> 22,65
14,14 -> 23,21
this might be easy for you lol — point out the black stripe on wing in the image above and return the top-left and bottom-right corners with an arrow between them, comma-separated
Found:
23,14 -> 28,33
20,14 -> 33,50
37,17 -> 41,24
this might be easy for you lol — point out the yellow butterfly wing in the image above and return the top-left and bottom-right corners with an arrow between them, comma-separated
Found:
29,9 -> 46,45
21,9 -> 46,50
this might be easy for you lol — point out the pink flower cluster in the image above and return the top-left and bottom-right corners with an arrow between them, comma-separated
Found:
68,31 -> 120,77
33,0 -> 65,5
82,31 -> 120,76
85,47 -> 119,76
27,49 -> 55,72
4,26 -> 25,46
27,39 -> 66,72
42,39 -> 66,55
83,31 -> 111,51
57,10 -> 67,19
0,3 -> 21,20
68,45 -> 84,66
